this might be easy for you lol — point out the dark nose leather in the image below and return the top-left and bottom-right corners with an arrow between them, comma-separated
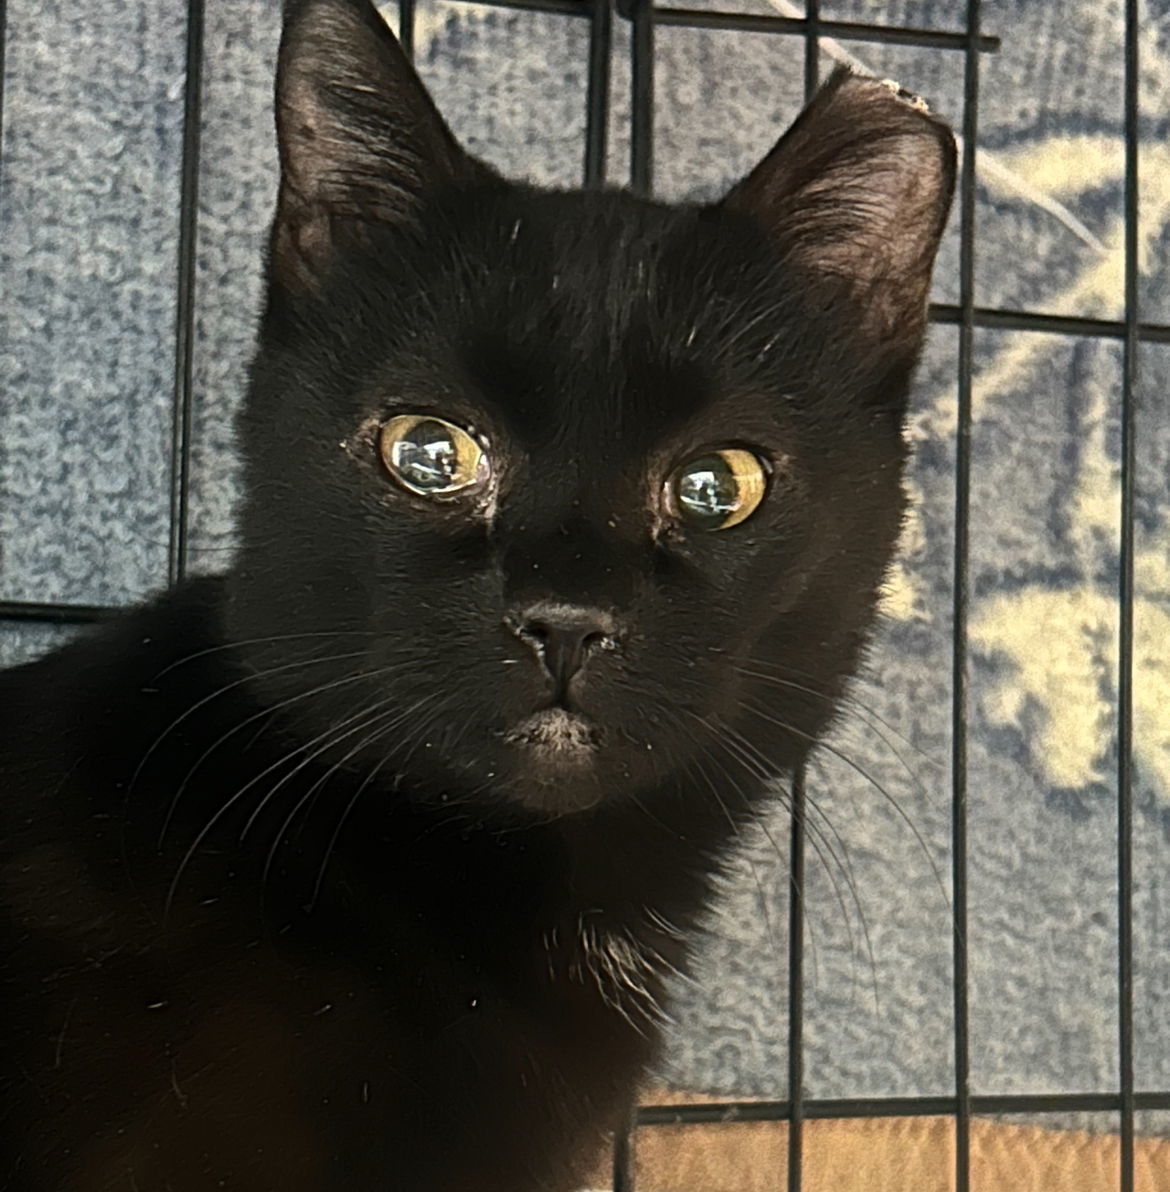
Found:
508,602 -> 619,698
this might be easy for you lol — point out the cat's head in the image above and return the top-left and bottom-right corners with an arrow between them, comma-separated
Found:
225,0 -> 954,818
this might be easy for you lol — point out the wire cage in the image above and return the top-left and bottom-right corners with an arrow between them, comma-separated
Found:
1,0 -> 1167,1189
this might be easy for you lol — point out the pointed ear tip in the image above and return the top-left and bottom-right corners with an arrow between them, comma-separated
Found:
826,70 -> 958,173
282,0 -> 341,27
822,69 -> 956,130
283,0 -> 377,17
282,0 -> 395,42
278,0 -> 407,101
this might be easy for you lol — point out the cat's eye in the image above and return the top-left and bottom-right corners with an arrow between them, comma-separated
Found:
379,415 -> 490,498
669,448 -> 769,531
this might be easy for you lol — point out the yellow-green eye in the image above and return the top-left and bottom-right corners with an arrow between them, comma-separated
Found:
670,448 -> 769,531
379,415 -> 489,497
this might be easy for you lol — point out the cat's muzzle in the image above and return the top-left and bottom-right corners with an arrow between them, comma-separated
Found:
503,707 -> 599,765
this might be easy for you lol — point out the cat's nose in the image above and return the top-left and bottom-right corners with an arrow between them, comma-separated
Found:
508,602 -> 620,697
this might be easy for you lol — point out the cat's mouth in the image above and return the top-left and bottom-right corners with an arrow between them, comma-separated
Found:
502,708 -> 599,764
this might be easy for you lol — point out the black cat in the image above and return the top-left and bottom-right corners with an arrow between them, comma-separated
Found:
0,1 -> 954,1187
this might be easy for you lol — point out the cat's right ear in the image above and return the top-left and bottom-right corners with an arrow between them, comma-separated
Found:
273,0 -> 486,289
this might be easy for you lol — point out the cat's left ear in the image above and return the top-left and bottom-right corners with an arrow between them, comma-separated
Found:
720,69 -> 956,341
273,0 -> 489,289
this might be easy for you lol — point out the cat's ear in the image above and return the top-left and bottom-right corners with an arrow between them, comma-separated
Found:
273,0 -> 486,288
721,69 -> 956,339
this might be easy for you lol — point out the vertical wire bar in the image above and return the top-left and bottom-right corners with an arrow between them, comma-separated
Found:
803,0 -> 819,93
786,765 -> 807,1192
785,21 -> 818,1192
584,0 -> 612,186
612,1105 -> 636,1192
168,0 -> 205,586
952,3 -> 981,1190
0,0 -> 7,643
602,0 -> 626,1183
398,0 -> 416,61
629,0 -> 653,196
0,0 -> 8,168
613,1 -> 648,1180
1118,0 -> 1139,1186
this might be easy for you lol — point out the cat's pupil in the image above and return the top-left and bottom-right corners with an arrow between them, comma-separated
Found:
672,448 -> 769,530
381,415 -> 486,496
678,458 -> 739,526
398,428 -> 459,487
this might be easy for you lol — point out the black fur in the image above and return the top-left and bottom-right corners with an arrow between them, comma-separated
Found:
0,2 -> 954,1188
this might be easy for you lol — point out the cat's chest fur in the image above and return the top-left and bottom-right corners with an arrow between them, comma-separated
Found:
0,584 -> 695,1191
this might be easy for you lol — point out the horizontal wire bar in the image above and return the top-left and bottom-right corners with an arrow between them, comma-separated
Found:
0,601 -> 114,624
435,0 -> 1002,54
647,7 -> 999,52
636,1091 -> 1170,1126
442,0 -> 597,16
930,304 -> 1170,343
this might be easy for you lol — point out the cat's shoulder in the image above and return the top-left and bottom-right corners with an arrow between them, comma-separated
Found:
0,577 -> 225,700
0,577 -> 228,809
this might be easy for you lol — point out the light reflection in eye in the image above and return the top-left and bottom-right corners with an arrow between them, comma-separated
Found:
379,415 -> 490,497
671,448 -> 768,530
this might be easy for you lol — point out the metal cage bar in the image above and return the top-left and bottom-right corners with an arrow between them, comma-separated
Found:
951,2 -> 982,1187
612,1103 -> 636,1192
649,8 -> 998,52
636,1089 -> 1170,1125
787,23 -> 819,1192
399,0 -> 416,59
169,0 -> 206,587
0,0 -> 8,163
1118,0 -> 1140,1186
628,0 -> 653,197
584,0 -> 612,185
0,600 -> 111,624
786,767 -> 807,1192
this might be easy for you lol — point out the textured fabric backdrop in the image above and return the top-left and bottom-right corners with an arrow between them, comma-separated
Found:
2,0 -> 1168,1125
